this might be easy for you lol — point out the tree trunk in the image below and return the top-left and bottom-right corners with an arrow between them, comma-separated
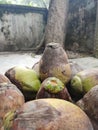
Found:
94,0 -> 98,57
36,0 -> 69,53
44,0 -> 69,46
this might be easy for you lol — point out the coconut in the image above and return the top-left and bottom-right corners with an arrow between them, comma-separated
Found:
77,85 -> 98,130
71,68 -> 98,94
3,98 -> 93,130
32,61 -> 40,77
5,66 -> 41,101
0,83 -> 25,129
0,74 -> 11,83
39,43 -> 71,84
36,77 -> 72,101
69,61 -> 83,78
66,62 -> 84,101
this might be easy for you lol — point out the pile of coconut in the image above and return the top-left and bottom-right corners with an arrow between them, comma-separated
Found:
0,43 -> 98,130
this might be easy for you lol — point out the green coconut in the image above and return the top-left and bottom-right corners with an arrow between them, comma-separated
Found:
5,66 -> 41,101
71,68 -> 98,94
42,77 -> 64,94
14,66 -> 41,91
36,77 -> 72,101
5,66 -> 41,92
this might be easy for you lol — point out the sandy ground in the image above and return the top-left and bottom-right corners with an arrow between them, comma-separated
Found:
0,52 -> 98,74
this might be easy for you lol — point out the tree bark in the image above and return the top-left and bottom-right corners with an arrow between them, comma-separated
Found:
94,0 -> 98,57
36,0 -> 69,53
44,0 -> 69,46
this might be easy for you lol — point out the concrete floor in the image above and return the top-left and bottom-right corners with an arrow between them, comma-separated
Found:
0,52 -> 41,74
70,57 -> 98,69
0,52 -> 98,74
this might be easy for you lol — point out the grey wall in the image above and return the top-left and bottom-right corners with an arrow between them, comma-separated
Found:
65,0 -> 96,53
0,4 -> 47,51
0,1 -> 97,53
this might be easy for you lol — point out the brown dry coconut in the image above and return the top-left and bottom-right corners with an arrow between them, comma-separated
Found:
77,85 -> 98,130
69,61 -> 83,79
39,43 -> 71,84
3,98 -> 93,130
32,61 -> 40,77
0,74 -> 11,83
0,83 -> 25,129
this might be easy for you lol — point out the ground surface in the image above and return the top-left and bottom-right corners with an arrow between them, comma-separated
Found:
0,52 -> 98,74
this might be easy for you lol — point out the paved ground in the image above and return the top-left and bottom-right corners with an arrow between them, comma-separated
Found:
70,57 -> 98,69
0,52 -> 98,74
0,52 -> 41,74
